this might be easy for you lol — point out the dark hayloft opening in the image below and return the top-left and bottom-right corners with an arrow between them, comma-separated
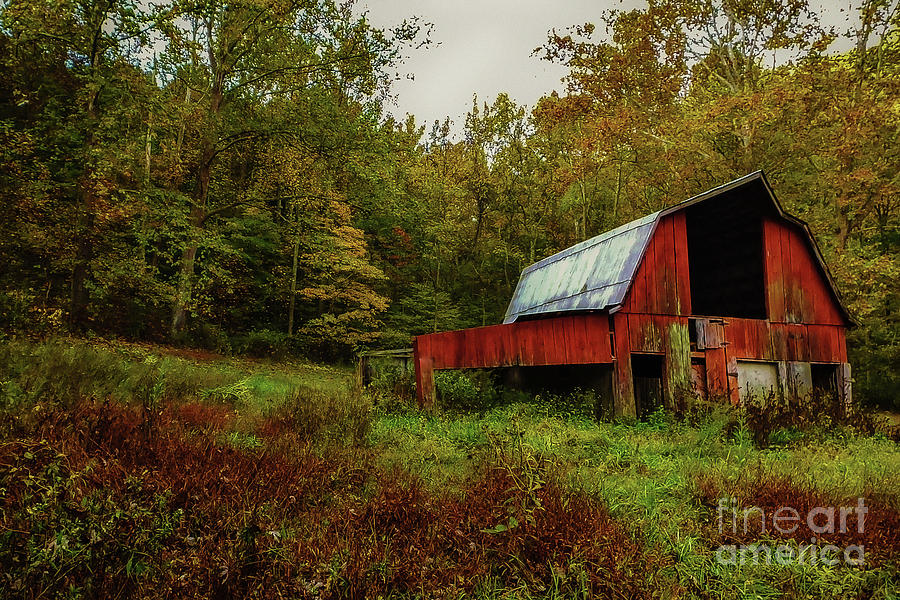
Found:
685,184 -> 769,319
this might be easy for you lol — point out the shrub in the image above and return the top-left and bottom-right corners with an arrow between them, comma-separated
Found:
230,329 -> 290,358
186,322 -> 232,354
741,388 -> 877,448
201,378 -> 254,406
434,370 -> 500,412
533,388 -> 601,421
692,469 -> 900,566
0,433 -> 189,596
367,363 -> 415,402
0,290 -> 32,332
6,340 -> 141,408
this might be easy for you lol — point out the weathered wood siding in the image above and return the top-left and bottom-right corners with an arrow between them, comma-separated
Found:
621,213 -> 691,315
722,318 -> 847,363
610,313 -> 692,413
763,218 -> 845,325
719,318 -> 847,405
414,314 -> 613,406
616,213 -> 694,414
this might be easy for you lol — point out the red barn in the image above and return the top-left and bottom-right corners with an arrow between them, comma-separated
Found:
413,172 -> 853,417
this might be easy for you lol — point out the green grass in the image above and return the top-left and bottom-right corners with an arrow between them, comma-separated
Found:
2,338 -> 898,598
368,403 -> 900,598
0,336 -> 353,416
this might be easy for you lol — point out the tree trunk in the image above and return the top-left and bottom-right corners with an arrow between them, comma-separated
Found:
170,34 -> 222,338
69,251 -> 90,331
144,113 -> 153,183
68,13 -> 108,332
171,242 -> 198,337
614,158 -> 623,223
288,232 -> 300,335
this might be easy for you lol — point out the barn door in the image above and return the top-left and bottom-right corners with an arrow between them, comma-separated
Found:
691,358 -> 708,400
736,361 -> 779,403
632,354 -> 663,418
692,318 -> 728,400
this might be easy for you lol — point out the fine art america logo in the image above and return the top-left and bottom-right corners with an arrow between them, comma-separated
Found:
716,497 -> 867,566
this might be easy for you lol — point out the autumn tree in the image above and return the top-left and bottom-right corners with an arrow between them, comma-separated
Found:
155,0 -> 416,337
0,0 -> 159,331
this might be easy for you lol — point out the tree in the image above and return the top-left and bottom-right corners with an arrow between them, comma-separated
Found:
156,0 -> 414,337
0,0 -> 157,330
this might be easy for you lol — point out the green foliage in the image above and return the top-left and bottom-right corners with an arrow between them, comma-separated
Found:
434,370 -> 501,412
0,0 -> 897,407
740,388 -> 882,448
367,362 -> 416,403
220,430 -> 263,451
0,339 -> 355,437
230,329 -> 290,359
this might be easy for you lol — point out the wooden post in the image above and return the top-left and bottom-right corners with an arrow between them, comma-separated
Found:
839,362 -> 852,417
664,321 -> 692,409
355,355 -> 368,392
413,339 -> 435,408
726,354 -> 741,406
701,319 -> 728,402
612,313 -> 636,418
705,347 -> 728,400
777,361 -> 790,404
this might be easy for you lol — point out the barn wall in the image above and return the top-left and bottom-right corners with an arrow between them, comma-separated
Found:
763,218 -> 845,325
695,317 -> 849,405
616,213 -> 693,415
622,213 -> 846,326
620,286 -> 847,409
415,207 -> 851,413
616,212 -> 850,410
722,318 -> 847,363
620,213 -> 691,315
611,313 -> 692,416
414,314 -> 613,406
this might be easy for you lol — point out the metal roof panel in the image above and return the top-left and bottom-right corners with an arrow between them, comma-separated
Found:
503,212 -> 659,323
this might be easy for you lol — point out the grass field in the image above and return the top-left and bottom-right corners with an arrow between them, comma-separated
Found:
0,338 -> 898,598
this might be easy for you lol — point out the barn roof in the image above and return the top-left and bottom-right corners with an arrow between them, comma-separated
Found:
503,171 -> 852,324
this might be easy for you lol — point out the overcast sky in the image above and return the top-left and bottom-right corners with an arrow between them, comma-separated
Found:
357,0 -> 858,136
358,0 -> 615,133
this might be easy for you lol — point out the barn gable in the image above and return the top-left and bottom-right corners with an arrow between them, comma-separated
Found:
504,171 -> 852,325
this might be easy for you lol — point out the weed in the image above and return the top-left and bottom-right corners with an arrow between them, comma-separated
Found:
741,388 -> 880,448
692,468 -> 900,566
264,385 -> 372,447
1,339 -> 898,599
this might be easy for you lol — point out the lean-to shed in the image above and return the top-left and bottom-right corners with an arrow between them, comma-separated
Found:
413,171 -> 853,417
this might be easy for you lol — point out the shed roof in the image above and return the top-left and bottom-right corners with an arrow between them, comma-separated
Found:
502,171 -> 852,324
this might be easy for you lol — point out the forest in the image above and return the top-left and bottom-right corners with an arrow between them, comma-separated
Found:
0,0 -> 898,411
2,2 -> 900,598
